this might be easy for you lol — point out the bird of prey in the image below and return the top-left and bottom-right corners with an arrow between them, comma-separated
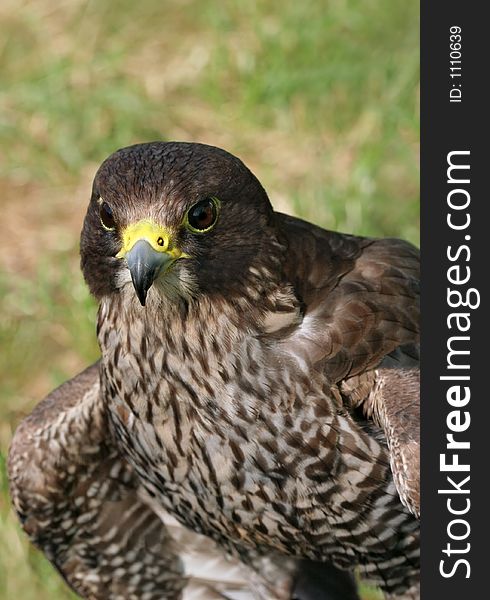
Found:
8,142 -> 420,600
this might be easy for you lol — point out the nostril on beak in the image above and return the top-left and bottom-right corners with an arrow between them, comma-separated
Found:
125,239 -> 173,306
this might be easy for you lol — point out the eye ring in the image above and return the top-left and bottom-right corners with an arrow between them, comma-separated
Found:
99,201 -> 116,230
185,197 -> 220,233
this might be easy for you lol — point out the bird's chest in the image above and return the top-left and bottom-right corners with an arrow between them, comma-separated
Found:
99,305 -> 397,558
101,317 -> 341,545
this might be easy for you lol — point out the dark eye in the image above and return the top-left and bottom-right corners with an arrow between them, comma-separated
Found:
99,201 -> 116,230
186,197 -> 219,233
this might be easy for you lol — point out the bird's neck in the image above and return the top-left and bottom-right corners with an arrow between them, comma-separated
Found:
96,258 -> 303,421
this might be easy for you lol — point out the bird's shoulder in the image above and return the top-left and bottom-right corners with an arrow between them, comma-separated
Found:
274,213 -> 419,381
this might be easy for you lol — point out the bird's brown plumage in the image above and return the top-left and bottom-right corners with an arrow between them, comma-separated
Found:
9,141 -> 420,599
9,362 -> 352,600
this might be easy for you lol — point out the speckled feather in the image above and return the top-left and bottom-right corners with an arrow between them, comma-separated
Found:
9,142 -> 420,599
8,364 -> 325,600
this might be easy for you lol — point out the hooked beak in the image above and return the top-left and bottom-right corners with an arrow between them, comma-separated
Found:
116,219 -> 189,306
125,239 -> 173,306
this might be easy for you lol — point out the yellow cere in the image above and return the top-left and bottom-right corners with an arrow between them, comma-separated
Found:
116,220 -> 189,260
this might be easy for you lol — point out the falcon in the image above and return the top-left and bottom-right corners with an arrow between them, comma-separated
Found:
8,142 -> 420,599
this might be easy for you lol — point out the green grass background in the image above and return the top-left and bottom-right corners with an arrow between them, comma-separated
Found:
0,1 -> 419,598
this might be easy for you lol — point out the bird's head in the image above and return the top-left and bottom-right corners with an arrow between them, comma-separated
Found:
80,142 -> 277,306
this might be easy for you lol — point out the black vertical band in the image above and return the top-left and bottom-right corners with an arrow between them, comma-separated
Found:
421,2 -> 487,597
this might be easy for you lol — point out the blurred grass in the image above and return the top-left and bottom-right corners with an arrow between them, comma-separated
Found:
0,0 -> 418,598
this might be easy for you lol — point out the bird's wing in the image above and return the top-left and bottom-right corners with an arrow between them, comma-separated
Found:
341,363 -> 420,517
277,214 -> 420,516
277,213 -> 419,381
8,362 -> 189,599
